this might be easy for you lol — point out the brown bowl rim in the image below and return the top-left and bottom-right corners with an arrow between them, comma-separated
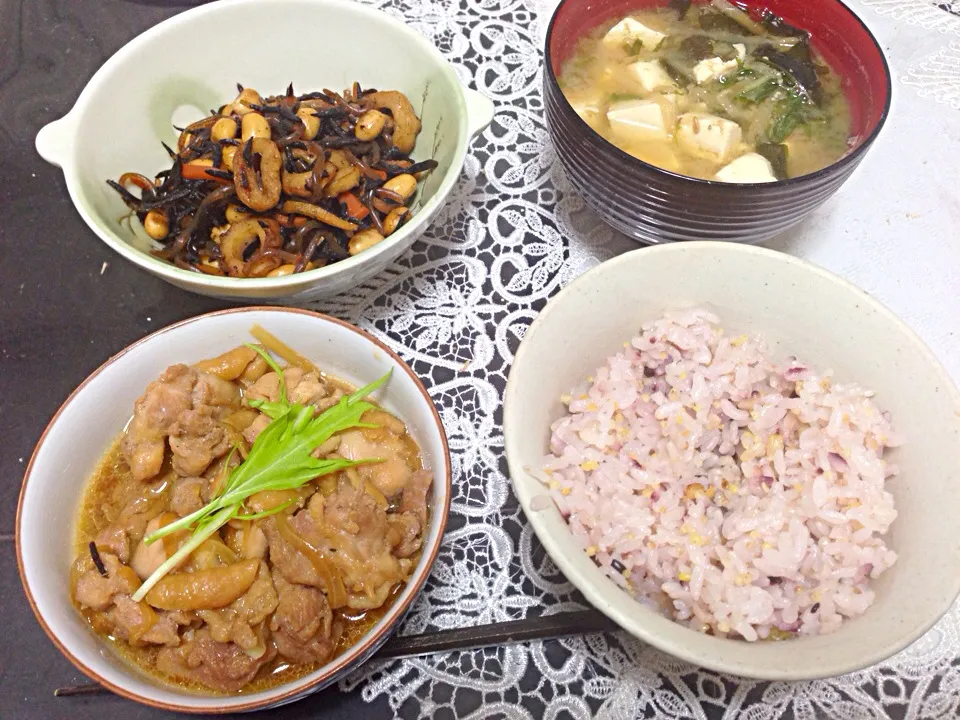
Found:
544,0 -> 893,188
15,306 -> 452,713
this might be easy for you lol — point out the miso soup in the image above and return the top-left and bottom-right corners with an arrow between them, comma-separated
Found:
558,1 -> 853,182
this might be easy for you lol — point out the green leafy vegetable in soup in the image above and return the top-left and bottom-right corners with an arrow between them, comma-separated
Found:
559,1 -> 852,182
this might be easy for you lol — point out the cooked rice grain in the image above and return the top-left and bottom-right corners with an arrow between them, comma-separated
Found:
544,308 -> 899,640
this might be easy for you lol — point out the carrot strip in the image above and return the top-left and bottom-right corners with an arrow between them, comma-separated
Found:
181,164 -> 232,185
338,191 -> 370,220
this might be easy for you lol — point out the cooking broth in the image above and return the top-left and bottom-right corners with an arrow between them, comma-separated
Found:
70,340 -> 431,695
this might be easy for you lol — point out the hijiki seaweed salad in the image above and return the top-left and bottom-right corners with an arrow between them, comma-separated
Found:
108,83 -> 437,278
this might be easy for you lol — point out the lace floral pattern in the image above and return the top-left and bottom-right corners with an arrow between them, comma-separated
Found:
306,0 -> 960,717
902,41 -> 960,109
860,0 -> 960,31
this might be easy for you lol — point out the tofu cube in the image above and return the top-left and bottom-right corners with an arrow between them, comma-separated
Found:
693,56 -> 739,85
632,142 -> 683,173
734,43 -> 747,60
714,153 -> 778,183
628,60 -> 676,94
602,17 -> 666,51
676,113 -> 743,163
607,99 -> 671,140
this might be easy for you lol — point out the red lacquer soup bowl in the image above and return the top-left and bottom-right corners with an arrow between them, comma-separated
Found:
544,0 -> 891,244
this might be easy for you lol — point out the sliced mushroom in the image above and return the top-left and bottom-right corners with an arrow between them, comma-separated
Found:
233,138 -> 282,212
216,219 -> 266,277
366,90 -> 422,153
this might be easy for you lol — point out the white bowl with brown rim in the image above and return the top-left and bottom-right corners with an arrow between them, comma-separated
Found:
17,307 -> 451,712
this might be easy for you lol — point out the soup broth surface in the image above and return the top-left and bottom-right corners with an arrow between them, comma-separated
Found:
559,6 -> 852,181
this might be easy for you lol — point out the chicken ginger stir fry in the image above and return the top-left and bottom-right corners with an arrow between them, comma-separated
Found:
71,329 -> 432,693
108,83 -> 437,278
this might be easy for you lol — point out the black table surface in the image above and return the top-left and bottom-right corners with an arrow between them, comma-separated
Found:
9,2 -> 948,719
0,1 -> 403,717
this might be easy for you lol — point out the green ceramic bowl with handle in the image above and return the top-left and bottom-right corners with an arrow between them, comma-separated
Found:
36,0 -> 493,302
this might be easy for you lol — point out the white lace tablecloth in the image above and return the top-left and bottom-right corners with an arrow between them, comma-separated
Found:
304,1 -> 960,717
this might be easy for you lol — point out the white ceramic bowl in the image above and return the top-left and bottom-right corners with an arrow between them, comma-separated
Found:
35,0 -> 493,302
17,308 -> 451,712
504,242 -> 960,680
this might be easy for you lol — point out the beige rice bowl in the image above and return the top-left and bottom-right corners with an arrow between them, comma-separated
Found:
543,308 -> 899,642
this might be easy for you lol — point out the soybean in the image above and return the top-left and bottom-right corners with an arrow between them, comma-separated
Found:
348,228 -> 385,255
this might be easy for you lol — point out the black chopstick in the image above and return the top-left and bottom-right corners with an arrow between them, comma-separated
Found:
54,609 -> 619,697
376,608 -> 619,658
